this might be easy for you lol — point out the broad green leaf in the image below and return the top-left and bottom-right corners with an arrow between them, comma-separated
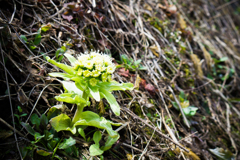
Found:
59,137 -> 76,149
64,53 -> 77,66
48,73 -> 74,80
36,149 -> 52,156
61,81 -> 83,96
99,88 -> 120,116
74,80 -> 87,91
21,122 -> 36,136
30,113 -> 40,129
34,33 -> 41,45
89,86 -> 100,102
93,131 -> 102,144
101,134 -> 119,151
98,81 -> 134,92
172,102 -> 198,116
52,104 -> 69,112
182,106 -> 198,116
47,107 -> 62,121
50,114 -> 76,134
40,114 -> 48,128
89,144 -> 103,156
46,56 -> 76,75
55,93 -> 86,104
20,35 -> 28,43
75,111 -> 120,138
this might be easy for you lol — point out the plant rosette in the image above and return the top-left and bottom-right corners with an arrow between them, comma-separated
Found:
46,50 -> 133,156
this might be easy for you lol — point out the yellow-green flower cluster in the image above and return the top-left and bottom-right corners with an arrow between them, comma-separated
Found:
73,50 -> 115,86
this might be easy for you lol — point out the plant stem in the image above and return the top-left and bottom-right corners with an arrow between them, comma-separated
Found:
72,90 -> 88,123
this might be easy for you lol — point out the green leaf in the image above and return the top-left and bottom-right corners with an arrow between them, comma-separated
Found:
182,106 -> 198,116
46,56 -> 76,75
61,81 -> 83,96
30,113 -> 41,129
64,53 -> 77,66
30,45 -> 36,50
58,55 -> 64,62
89,144 -> 103,156
59,137 -> 76,149
99,88 -> 120,116
98,81 -> 134,92
93,131 -> 102,144
101,134 -> 119,151
78,127 -> 86,140
20,113 -> 27,117
179,91 -> 186,101
74,80 -> 87,91
47,107 -> 62,121
133,59 -> 142,66
36,149 -> 52,156
50,114 -> 76,134
209,147 -> 234,160
34,132 -> 45,142
121,54 -> 129,64
17,106 -> 23,113
89,86 -> 100,102
172,102 -> 198,116
55,93 -> 86,104
44,130 -> 53,141
138,66 -> 147,70
48,138 -> 60,150
74,111 -> 121,138
21,122 -> 36,136
20,35 -> 28,43
40,114 -> 48,128
219,57 -> 228,62
49,73 -> 74,80
34,33 -> 41,45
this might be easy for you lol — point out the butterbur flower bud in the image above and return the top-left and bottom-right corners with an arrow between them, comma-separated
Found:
101,72 -> 108,82
77,68 -> 83,76
83,70 -> 91,77
92,70 -> 100,77
89,78 -> 98,86
108,75 -> 112,82
74,50 -> 116,82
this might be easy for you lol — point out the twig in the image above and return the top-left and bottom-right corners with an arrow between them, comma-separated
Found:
0,118 -> 25,137
0,38 -> 23,159
122,107 -> 189,153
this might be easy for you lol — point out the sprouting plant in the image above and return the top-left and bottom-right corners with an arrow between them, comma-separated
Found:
118,54 -> 147,71
46,50 -> 134,156
172,91 -> 198,117
14,106 -> 27,123
21,112 -> 79,159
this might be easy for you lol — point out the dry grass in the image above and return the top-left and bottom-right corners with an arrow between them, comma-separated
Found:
0,0 -> 240,159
